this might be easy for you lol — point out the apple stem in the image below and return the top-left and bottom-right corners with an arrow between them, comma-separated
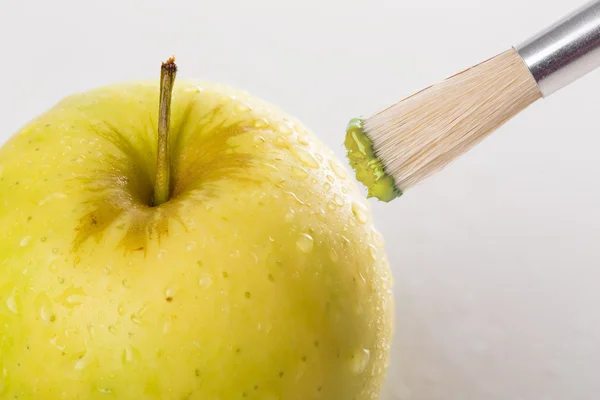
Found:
153,56 -> 178,206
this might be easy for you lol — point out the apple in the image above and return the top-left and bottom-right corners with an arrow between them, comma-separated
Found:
0,59 -> 394,399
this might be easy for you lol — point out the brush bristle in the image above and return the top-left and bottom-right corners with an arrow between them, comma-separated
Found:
363,48 -> 542,193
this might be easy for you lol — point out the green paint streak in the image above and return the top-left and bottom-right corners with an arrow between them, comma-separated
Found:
344,118 -> 401,202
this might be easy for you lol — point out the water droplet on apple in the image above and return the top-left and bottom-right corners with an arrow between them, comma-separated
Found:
278,122 -> 293,135
253,135 -> 266,145
108,325 -> 118,335
49,336 -> 65,352
266,253 -> 283,270
254,118 -> 269,128
35,293 -> 54,322
88,325 -> 96,338
290,147 -> 319,168
198,273 -> 213,289
130,305 -> 148,325
296,233 -> 314,253
38,192 -> 67,206
122,345 -> 141,364
329,159 -> 347,179
74,353 -> 90,371
186,242 -> 197,252
323,182 -> 332,191
350,348 -> 371,374
157,249 -> 167,259
326,174 -> 335,183
121,278 -> 130,288
6,288 -> 18,314
57,287 -> 86,308
291,166 -> 309,179
351,202 -> 369,224
117,304 -> 126,316
368,245 -> 378,260
19,236 -> 32,247
235,103 -> 250,113
96,387 -> 113,394
163,319 -> 172,334
330,249 -> 339,263
103,265 -> 112,275
326,201 -> 336,211
284,191 -> 308,206
340,235 -> 351,248
358,272 -> 367,285
164,287 -> 176,300
333,193 -> 345,206
274,136 -> 288,148
284,209 -> 295,222
48,260 -> 58,272
371,230 -> 385,248
297,136 -> 309,145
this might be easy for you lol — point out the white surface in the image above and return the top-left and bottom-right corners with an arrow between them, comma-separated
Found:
2,1 -> 600,399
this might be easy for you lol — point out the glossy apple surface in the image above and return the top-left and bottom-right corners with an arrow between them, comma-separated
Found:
0,81 -> 393,399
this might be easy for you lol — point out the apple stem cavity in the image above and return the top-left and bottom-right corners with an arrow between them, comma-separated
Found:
153,56 -> 178,207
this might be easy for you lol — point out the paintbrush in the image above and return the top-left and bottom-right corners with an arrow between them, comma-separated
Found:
345,0 -> 600,202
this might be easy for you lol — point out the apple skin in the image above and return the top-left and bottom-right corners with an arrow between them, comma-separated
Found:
0,81 -> 394,399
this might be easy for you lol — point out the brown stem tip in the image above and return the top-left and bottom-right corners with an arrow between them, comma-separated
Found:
162,56 -> 177,71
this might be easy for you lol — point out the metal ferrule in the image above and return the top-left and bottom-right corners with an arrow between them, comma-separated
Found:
516,0 -> 600,97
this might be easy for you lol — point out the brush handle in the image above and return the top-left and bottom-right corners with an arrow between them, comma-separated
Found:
516,0 -> 600,97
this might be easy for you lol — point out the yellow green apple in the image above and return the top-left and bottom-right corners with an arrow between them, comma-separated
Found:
0,60 -> 394,399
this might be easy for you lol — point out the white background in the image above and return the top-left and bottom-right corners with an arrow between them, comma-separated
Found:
2,1 -> 600,399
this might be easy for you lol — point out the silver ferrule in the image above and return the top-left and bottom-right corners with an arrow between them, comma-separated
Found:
516,0 -> 600,97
